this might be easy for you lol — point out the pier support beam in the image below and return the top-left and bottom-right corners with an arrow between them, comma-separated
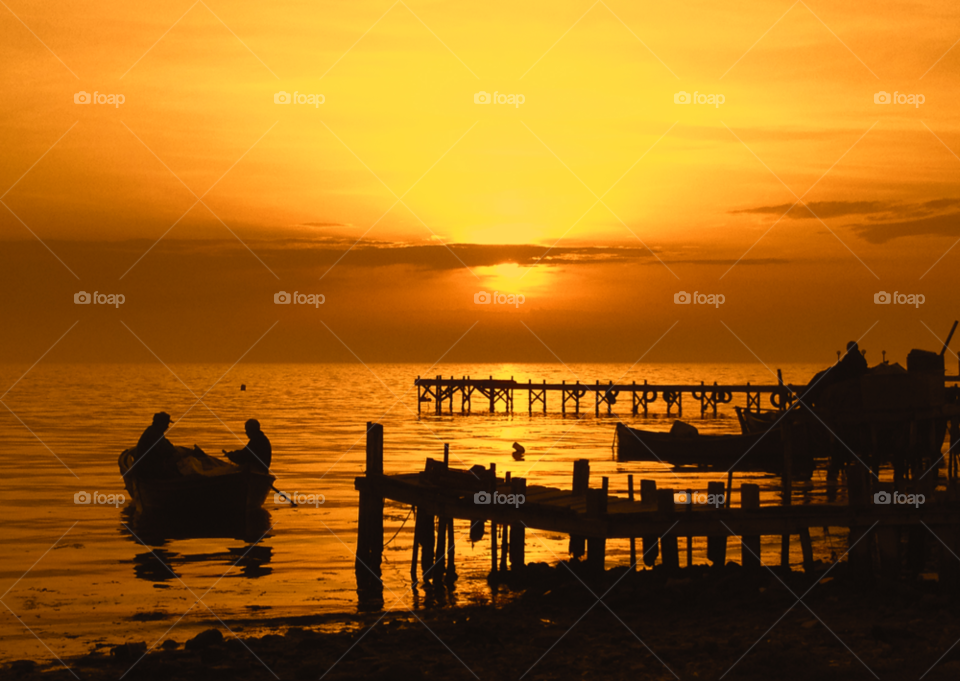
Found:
355,423 -> 384,604
657,489 -> 679,571
707,481 -> 727,565
641,479 -> 659,566
740,483 -> 761,571
569,460 -> 589,559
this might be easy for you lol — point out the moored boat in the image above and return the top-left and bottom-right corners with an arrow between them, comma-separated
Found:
615,421 -> 783,472
119,446 -> 275,519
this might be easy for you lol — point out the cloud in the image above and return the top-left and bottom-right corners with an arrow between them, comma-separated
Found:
731,198 -> 960,243
851,211 -> 960,244
730,201 -> 890,219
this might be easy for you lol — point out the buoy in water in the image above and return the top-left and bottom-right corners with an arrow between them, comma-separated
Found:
240,384 -> 246,391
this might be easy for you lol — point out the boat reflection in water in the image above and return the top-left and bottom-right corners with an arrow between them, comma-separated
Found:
120,506 -> 275,582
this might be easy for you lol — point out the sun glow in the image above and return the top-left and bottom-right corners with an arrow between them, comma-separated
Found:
475,262 -> 551,296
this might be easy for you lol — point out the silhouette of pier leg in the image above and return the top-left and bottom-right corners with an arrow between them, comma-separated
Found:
641,479 -> 659,566
510,478 -> 526,571
355,422 -> 384,605
740,483 -> 761,571
707,481 -> 727,565
569,459 -> 589,559
657,489 -> 679,572
586,478 -> 608,573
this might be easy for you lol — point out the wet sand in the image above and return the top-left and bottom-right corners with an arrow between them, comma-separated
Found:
7,561 -> 960,681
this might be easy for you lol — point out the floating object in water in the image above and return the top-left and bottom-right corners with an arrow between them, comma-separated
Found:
240,384 -> 246,391
512,442 -> 525,461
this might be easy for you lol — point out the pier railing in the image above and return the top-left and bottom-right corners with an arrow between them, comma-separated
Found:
415,373 -> 802,417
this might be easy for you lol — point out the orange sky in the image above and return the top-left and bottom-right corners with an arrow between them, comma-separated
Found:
2,0 -> 960,366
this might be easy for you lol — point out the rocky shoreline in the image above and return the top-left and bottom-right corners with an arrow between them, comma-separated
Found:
6,561 -> 960,680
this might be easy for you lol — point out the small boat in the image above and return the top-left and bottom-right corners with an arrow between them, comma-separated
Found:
735,406 -> 783,435
119,446 -> 275,519
615,422 -> 783,472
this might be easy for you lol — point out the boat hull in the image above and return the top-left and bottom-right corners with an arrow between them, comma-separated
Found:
615,422 -> 783,472
119,448 -> 275,519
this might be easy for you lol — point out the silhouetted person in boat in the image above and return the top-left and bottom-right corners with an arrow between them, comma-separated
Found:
835,340 -> 868,382
135,412 -> 179,478
803,341 -> 869,407
223,419 -> 272,474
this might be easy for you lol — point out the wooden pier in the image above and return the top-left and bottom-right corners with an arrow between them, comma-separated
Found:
415,373 -> 802,417
354,422 -> 960,603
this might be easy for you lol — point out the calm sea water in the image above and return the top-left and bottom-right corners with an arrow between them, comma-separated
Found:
0,362 -> 844,662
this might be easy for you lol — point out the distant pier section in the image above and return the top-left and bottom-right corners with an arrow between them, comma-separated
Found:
415,373 -> 804,417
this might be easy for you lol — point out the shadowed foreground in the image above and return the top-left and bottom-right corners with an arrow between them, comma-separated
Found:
6,561 -> 960,681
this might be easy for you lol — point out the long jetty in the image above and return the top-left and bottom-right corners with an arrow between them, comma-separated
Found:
415,373 -> 801,417
354,418 -> 960,603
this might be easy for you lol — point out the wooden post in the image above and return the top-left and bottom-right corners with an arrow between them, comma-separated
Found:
595,380 -> 600,418
627,475 -> 637,568
641,479 -> 659,566
685,487 -> 694,567
740,483 -> 761,571
510,478 -> 526,570
434,515 -> 447,583
435,448 -> 448,584
569,459 -> 590,558
586,478 -> 608,573
799,529 -> 814,573
781,422 -> 794,568
950,418 -> 960,482
416,505 -> 435,581
445,518 -> 457,583
355,423 -> 384,601
410,508 -> 420,583
489,464 -> 497,576
657,489 -> 679,571
707,481 -> 727,566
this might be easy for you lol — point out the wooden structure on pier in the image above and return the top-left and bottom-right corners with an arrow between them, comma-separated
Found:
354,421 -> 960,602
415,373 -> 800,417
